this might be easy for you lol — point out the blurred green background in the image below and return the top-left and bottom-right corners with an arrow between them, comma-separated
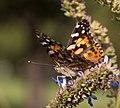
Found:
0,0 -> 119,108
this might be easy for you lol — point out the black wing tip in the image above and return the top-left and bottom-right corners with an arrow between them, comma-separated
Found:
77,19 -> 89,26
35,31 -> 46,39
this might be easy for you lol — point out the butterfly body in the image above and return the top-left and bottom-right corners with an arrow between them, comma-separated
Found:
36,19 -> 104,77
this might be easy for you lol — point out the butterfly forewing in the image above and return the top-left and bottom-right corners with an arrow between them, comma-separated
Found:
36,32 -> 66,64
66,19 -> 104,63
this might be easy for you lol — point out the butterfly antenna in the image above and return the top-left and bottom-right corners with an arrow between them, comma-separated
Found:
27,60 -> 55,67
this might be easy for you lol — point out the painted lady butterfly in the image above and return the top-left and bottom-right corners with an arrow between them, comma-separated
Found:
36,19 -> 105,77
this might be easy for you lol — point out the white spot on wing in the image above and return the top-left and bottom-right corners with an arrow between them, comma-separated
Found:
41,42 -> 47,45
81,24 -> 83,27
81,30 -> 85,34
76,24 -> 80,28
71,33 -> 79,37
36,35 -> 40,38
46,38 -> 50,42
82,26 -> 85,29
48,50 -> 55,54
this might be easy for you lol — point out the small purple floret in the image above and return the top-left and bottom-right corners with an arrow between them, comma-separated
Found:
88,97 -> 93,106
91,95 -> 97,100
111,80 -> 119,87
52,77 -> 62,84
68,80 -> 73,85
78,71 -> 84,77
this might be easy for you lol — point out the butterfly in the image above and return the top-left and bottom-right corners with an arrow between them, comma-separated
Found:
36,19 -> 105,77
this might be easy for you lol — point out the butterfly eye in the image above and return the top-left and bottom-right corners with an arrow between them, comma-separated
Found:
75,24 -> 80,28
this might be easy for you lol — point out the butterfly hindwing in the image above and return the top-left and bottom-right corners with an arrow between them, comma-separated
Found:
83,43 -> 104,62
